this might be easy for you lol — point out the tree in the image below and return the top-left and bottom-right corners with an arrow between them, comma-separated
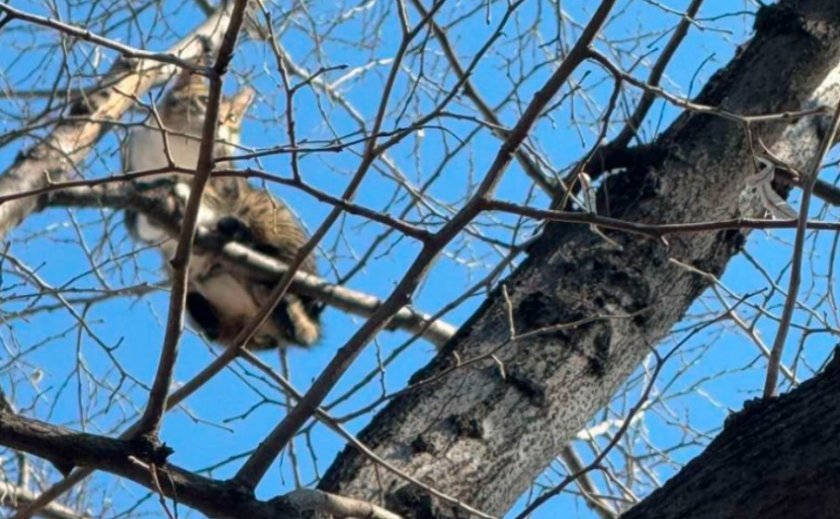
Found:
1,0 -> 839,517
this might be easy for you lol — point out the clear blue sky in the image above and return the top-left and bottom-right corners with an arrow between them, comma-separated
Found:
1,1 -> 835,517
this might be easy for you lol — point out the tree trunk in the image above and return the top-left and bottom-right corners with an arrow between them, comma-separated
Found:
319,2 -> 840,516
621,352 -> 840,519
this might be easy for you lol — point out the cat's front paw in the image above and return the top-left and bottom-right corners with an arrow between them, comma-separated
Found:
216,216 -> 253,242
173,182 -> 220,227
173,182 -> 192,204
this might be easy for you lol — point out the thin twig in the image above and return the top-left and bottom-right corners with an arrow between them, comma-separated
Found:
408,0 -> 558,195
0,4 -> 207,73
0,3 -> 235,239
231,0 -> 617,500
763,100 -> 840,397
230,0 -> 454,491
134,0 -> 251,438
0,481 -> 85,519
612,0 -> 704,148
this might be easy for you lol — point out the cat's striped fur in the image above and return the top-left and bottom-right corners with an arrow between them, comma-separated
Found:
124,65 -> 322,349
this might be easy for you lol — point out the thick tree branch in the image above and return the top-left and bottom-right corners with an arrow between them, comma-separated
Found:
0,407 -> 401,519
622,351 -> 840,519
272,489 -> 401,519
317,2 -> 840,516
774,165 -> 840,206
48,181 -> 457,346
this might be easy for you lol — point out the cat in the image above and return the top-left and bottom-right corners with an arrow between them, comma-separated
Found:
123,65 -> 322,349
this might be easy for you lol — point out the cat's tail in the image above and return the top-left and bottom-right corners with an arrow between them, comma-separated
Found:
280,295 -> 322,346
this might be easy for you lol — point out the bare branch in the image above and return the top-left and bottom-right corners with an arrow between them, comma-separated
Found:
49,180 -> 456,346
134,0 -> 251,439
0,4 -> 208,73
0,481 -> 85,519
408,0 -> 559,196
0,406 -> 401,519
764,100 -> 840,397
232,0 -> 617,497
612,0 -> 705,148
0,4 -> 236,239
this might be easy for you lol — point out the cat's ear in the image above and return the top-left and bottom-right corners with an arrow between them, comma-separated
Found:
218,87 -> 255,129
227,87 -> 256,122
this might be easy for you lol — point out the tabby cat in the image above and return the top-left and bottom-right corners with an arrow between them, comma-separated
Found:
124,66 -> 322,348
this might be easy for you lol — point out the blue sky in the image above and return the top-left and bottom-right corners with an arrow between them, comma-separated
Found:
1,1 -> 837,517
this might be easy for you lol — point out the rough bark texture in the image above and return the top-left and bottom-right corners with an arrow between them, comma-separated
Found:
622,352 -> 840,519
319,2 -> 840,516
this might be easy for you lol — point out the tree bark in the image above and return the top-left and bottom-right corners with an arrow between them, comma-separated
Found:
621,351 -> 840,519
319,2 -> 840,516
